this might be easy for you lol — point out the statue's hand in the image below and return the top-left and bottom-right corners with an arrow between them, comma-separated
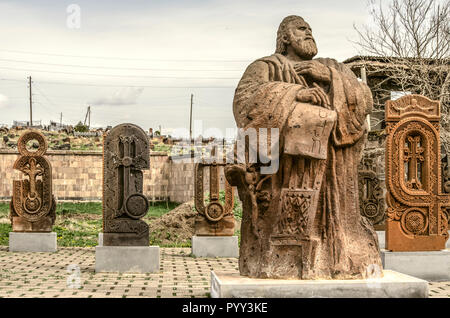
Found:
296,83 -> 330,107
294,61 -> 331,83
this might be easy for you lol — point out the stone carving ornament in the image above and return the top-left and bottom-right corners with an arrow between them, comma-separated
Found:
10,130 -> 56,232
385,95 -> 449,251
102,123 -> 150,246
358,158 -> 385,229
225,15 -> 382,280
194,147 -> 235,236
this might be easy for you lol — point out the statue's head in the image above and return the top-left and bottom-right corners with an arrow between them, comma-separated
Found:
275,15 -> 317,60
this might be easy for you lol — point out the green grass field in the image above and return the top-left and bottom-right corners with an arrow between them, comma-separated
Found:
0,201 -> 179,247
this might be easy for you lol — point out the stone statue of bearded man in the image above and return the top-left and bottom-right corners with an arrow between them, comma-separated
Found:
225,15 -> 382,280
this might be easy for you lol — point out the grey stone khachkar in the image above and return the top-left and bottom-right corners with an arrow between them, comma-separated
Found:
214,15 -> 428,297
95,123 -> 159,273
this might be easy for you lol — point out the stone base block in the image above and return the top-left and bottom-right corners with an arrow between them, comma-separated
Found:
95,246 -> 159,273
381,249 -> 450,281
192,235 -> 238,258
210,270 -> 428,298
98,233 -> 103,246
377,231 -> 385,249
9,232 -> 57,252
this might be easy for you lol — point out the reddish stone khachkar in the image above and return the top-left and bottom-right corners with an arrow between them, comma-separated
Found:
10,130 -> 56,232
195,148 -> 235,236
385,94 -> 449,251
225,15 -> 381,280
102,123 -> 150,246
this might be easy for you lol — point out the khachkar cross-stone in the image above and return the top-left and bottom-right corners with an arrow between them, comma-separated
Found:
385,94 -> 449,251
403,135 -> 425,190
358,157 -> 385,230
103,123 -> 150,246
10,130 -> 56,232
194,147 -> 235,236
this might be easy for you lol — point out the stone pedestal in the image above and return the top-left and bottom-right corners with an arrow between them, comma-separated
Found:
98,233 -> 103,246
95,246 -> 159,273
377,231 -> 385,249
381,249 -> 450,281
210,270 -> 428,298
191,235 -> 239,258
9,232 -> 57,252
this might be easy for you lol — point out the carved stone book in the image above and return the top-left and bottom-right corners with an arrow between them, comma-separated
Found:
284,103 -> 336,160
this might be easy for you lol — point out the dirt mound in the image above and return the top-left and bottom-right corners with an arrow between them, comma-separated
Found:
148,201 -> 197,246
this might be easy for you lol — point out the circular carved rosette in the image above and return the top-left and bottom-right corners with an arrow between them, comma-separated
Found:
205,202 -> 224,222
17,130 -> 48,157
124,193 -> 149,219
362,202 -> 378,218
23,194 -> 42,213
400,208 -> 428,235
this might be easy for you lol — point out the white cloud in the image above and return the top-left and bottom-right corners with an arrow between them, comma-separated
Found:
0,94 -> 9,108
90,87 -> 144,106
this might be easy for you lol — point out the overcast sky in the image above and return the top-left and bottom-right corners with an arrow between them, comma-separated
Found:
0,0 -> 375,137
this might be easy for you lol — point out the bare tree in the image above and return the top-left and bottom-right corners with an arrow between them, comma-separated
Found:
353,0 -> 450,127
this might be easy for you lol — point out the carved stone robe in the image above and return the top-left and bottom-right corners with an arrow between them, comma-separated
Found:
226,53 -> 382,279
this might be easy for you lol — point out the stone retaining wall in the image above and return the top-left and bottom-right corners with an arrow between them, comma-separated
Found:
0,150 -> 225,203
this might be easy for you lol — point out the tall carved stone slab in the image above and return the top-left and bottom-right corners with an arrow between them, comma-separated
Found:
385,94 -> 449,251
103,123 -> 150,246
358,158 -> 385,229
195,148 -> 235,236
10,130 -> 56,232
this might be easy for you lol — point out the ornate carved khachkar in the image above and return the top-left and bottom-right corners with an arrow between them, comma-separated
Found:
195,148 -> 235,236
385,94 -> 449,251
10,130 -> 56,232
358,158 -> 385,229
441,144 -> 450,226
225,15 -> 382,279
103,123 -> 150,246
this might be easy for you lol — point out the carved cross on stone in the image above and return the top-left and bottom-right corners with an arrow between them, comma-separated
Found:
403,135 -> 425,190
194,146 -> 235,236
10,130 -> 56,232
103,123 -> 150,246
22,158 -> 44,200
385,94 -> 449,251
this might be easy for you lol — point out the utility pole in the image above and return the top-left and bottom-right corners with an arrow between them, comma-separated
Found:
189,94 -> 193,143
60,112 -> 62,127
28,76 -> 32,127
83,106 -> 91,128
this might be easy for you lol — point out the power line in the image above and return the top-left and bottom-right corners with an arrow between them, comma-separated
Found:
0,66 -> 240,80
0,58 -> 243,72
0,77 -> 235,88
0,49 -> 252,63
33,84 -> 59,108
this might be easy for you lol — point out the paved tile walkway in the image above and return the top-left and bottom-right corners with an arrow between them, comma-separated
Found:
0,246 -> 448,298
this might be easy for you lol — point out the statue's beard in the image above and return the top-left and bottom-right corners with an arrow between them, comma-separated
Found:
295,39 -> 318,60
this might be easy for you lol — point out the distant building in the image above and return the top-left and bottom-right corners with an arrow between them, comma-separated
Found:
343,55 -> 450,130
48,121 -> 70,132
12,120 -> 42,129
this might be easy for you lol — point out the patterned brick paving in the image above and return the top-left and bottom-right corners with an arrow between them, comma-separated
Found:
0,246 -> 447,298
